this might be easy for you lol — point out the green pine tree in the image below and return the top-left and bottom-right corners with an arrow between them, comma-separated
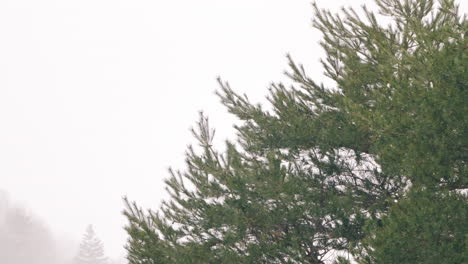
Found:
74,225 -> 108,264
360,188 -> 467,264
124,0 -> 467,263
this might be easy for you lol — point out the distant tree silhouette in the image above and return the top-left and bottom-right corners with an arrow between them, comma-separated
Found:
0,192 -> 57,264
74,225 -> 108,264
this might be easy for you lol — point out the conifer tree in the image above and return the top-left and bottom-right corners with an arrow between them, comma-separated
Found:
74,225 -> 108,264
360,189 -> 467,264
124,0 -> 467,263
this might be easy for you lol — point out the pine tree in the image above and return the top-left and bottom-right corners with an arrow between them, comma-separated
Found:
124,0 -> 467,263
360,189 -> 467,264
74,225 -> 108,264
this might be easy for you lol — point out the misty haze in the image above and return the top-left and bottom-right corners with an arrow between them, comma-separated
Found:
1,0 -> 467,263
0,191 -> 126,264
0,191 -> 73,264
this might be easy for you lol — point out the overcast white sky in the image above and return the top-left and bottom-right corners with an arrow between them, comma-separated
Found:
1,0 -> 466,259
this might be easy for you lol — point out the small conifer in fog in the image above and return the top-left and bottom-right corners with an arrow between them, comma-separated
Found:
74,225 -> 108,264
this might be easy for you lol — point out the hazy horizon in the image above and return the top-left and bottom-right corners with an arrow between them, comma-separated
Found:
1,0 -> 466,261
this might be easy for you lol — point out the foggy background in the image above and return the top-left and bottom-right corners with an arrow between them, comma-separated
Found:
1,0 -> 466,263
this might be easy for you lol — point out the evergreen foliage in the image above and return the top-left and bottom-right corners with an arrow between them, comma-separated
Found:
124,0 -> 467,263
74,225 -> 108,264
360,189 -> 467,263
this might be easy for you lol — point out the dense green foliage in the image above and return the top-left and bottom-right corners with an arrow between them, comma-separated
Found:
361,189 -> 467,263
124,0 -> 467,263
